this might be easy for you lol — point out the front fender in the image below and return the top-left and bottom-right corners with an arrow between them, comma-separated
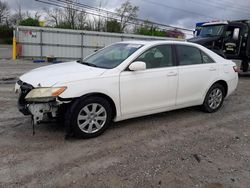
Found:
57,77 -> 121,119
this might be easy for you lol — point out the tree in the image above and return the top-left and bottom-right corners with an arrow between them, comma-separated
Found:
76,11 -> 87,30
136,21 -> 165,37
64,0 -> 78,29
44,7 -> 64,27
9,2 -> 25,26
56,21 -> 71,29
116,0 -> 139,32
166,29 -> 185,39
19,17 -> 39,26
106,19 -> 121,33
0,24 -> 12,44
92,15 -> 106,31
0,0 -> 9,25
91,2 -> 106,31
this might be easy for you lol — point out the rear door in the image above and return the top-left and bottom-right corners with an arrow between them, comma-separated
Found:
175,45 -> 219,106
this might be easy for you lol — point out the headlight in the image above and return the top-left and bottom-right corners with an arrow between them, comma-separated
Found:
25,87 -> 67,102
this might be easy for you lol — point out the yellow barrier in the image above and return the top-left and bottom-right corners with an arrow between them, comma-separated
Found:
12,36 -> 16,60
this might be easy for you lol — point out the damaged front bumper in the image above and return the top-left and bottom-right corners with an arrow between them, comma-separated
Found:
28,102 -> 59,125
15,80 -> 69,125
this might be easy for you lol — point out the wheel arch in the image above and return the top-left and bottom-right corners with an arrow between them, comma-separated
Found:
212,80 -> 228,97
77,92 -> 117,119
203,79 -> 228,103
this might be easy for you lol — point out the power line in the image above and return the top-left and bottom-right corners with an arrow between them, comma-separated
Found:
188,0 -> 250,15
139,0 -> 217,19
38,0 -> 116,21
53,0 -> 194,32
36,0 -> 194,33
210,0 -> 250,12
54,0 -> 114,15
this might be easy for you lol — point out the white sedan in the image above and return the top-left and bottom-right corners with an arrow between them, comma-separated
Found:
15,40 -> 238,138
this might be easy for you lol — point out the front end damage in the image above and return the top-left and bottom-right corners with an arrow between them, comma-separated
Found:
28,103 -> 59,125
15,80 -> 70,126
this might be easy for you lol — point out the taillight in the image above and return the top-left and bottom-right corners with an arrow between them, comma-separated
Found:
233,66 -> 239,73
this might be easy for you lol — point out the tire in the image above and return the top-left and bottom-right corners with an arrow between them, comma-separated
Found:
242,60 -> 249,72
65,96 -> 113,138
202,84 -> 225,113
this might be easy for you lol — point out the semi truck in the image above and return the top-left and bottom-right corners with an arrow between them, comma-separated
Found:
188,20 -> 250,72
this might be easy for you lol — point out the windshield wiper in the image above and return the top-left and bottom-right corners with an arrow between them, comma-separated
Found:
77,60 -> 97,67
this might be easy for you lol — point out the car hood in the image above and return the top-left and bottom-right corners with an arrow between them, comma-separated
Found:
19,61 -> 106,87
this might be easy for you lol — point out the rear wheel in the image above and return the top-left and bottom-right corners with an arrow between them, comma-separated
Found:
202,84 -> 225,113
65,96 -> 112,138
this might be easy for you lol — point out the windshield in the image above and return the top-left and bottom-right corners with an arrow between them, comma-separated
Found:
199,25 -> 225,37
80,43 -> 143,69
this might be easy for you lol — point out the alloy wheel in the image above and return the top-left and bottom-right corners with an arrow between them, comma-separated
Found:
208,88 -> 223,110
77,103 -> 107,133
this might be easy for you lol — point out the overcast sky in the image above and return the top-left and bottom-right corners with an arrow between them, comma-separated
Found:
3,0 -> 250,31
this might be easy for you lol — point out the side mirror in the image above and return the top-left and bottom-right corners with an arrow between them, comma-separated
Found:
129,61 -> 146,71
232,28 -> 240,40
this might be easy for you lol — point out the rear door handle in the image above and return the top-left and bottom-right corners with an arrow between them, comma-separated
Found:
167,72 -> 178,76
209,67 -> 216,71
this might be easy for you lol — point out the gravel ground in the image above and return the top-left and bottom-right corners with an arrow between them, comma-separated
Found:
0,59 -> 250,188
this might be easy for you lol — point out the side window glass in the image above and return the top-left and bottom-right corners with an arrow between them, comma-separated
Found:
177,45 -> 203,65
201,51 -> 214,63
136,45 -> 173,69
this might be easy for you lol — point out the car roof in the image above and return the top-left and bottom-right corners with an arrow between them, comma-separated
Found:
118,40 -> 158,45
118,40 -> 203,47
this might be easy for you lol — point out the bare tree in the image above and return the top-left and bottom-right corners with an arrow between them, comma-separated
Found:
76,11 -> 87,30
9,2 -> 25,26
44,7 -> 64,27
94,2 -> 107,31
0,0 -> 9,25
116,0 -> 139,32
91,15 -> 106,31
34,11 -> 41,21
64,0 -> 78,29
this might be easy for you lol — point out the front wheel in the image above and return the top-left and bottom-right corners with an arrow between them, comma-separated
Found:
202,84 -> 225,113
65,96 -> 113,138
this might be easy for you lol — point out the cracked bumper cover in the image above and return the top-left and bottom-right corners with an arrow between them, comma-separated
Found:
15,80 -> 66,124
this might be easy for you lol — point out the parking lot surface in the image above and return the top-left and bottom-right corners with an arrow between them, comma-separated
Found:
0,59 -> 250,188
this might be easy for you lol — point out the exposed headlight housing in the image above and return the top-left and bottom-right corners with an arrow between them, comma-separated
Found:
25,87 -> 67,102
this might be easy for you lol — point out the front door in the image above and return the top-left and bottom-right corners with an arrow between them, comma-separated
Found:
120,44 -> 178,116
223,24 -> 245,59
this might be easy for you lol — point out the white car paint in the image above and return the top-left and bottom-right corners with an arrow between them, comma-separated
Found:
18,40 -> 238,122
20,61 -> 107,87
120,66 -> 178,116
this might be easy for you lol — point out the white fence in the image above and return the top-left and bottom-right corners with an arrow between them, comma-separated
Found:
15,26 -> 184,60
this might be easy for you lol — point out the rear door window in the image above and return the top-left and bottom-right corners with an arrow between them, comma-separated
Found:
201,51 -> 214,63
176,45 -> 203,65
